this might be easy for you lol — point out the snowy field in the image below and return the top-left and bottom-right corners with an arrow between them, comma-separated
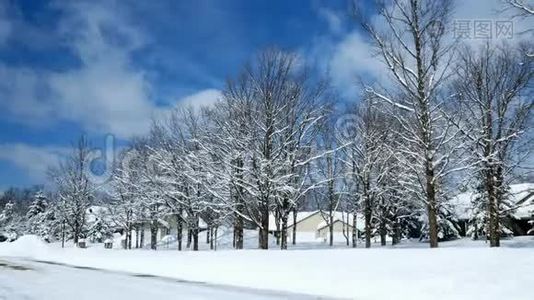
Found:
0,258 -> 314,300
1,236 -> 534,300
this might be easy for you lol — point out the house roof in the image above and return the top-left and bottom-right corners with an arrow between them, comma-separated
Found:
451,183 -> 534,220
317,219 -> 351,231
268,210 -> 366,232
316,212 -> 365,231
268,210 -> 320,230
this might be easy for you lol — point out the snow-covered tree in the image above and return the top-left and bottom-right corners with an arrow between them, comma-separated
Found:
503,0 -> 534,17
48,136 -> 94,244
0,202 -> 23,241
25,191 -> 54,240
451,43 -> 533,246
360,0 -> 462,248
26,191 -> 47,219
339,97 -> 395,248
211,48 -> 330,249
313,115 -> 347,247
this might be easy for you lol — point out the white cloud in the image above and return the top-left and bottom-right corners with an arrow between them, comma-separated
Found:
0,65 -> 57,123
318,8 -> 343,34
178,89 -> 222,108
0,1 -> 157,139
0,144 -> 68,182
153,88 -> 222,121
329,32 -> 386,97
48,61 -> 153,138
48,2 -> 154,138
317,0 -> 533,99
0,2 -> 231,139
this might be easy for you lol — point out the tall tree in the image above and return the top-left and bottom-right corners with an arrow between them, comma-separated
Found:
340,97 -> 393,248
451,43 -> 533,247
360,0 -> 456,247
49,136 -> 94,244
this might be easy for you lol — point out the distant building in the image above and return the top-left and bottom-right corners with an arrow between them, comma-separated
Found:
451,183 -> 534,237
269,210 -> 364,243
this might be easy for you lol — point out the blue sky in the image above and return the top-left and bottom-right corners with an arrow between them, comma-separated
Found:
0,0 -> 528,190
0,0 -> 360,189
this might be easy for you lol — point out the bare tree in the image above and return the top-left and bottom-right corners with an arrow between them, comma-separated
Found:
451,43 -> 533,247
359,0 -> 457,247
503,0 -> 534,16
216,49 -> 329,249
340,97 -> 394,248
49,136 -> 94,244
314,115 -> 347,247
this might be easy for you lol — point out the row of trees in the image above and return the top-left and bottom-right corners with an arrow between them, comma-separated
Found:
1,0 -> 532,249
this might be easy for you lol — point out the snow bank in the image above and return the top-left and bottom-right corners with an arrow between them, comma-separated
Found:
0,235 -> 50,257
2,236 -> 534,299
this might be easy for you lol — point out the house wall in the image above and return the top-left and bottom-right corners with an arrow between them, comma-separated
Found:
317,221 -> 352,237
290,212 -> 323,232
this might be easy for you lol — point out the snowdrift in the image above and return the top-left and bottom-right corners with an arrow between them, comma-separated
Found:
0,235 -> 50,257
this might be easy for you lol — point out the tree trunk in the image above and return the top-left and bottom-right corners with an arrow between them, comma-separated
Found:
258,226 -> 269,250
344,214 -> 350,246
127,226 -> 132,249
214,227 -> 218,251
365,194 -> 372,248
380,221 -> 386,246
140,224 -> 145,248
61,221 -> 65,248
234,214 -> 243,249
259,197 -> 269,249
426,165 -> 439,248
206,226 -> 210,244
292,208 -> 297,245
275,209 -> 281,246
352,208 -> 357,248
281,211 -> 289,250
210,226 -> 214,250
487,169 -> 501,247
232,227 -> 236,248
392,218 -> 400,245
233,157 -> 244,249
192,215 -> 199,251
135,226 -> 139,249
73,221 -> 79,245
176,213 -> 183,251
150,221 -> 158,250
329,212 -> 334,247
187,229 -> 192,248
193,228 -> 199,251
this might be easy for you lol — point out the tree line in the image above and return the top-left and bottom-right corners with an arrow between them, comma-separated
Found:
1,0 -> 532,249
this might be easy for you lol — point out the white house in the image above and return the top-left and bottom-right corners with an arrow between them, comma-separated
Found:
269,210 -> 365,243
450,183 -> 534,236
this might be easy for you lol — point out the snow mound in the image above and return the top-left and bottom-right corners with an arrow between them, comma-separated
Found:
0,235 -> 50,258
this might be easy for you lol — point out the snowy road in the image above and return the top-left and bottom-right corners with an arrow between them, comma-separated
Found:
0,258 -> 329,300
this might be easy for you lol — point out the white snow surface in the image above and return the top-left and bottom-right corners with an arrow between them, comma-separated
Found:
0,258 -> 300,300
2,235 -> 534,299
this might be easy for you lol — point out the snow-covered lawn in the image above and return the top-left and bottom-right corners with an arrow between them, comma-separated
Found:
2,236 -> 534,299
0,258 -> 303,300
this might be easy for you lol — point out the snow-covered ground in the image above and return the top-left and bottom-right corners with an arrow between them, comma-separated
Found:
2,235 -> 534,299
0,258 -> 313,300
